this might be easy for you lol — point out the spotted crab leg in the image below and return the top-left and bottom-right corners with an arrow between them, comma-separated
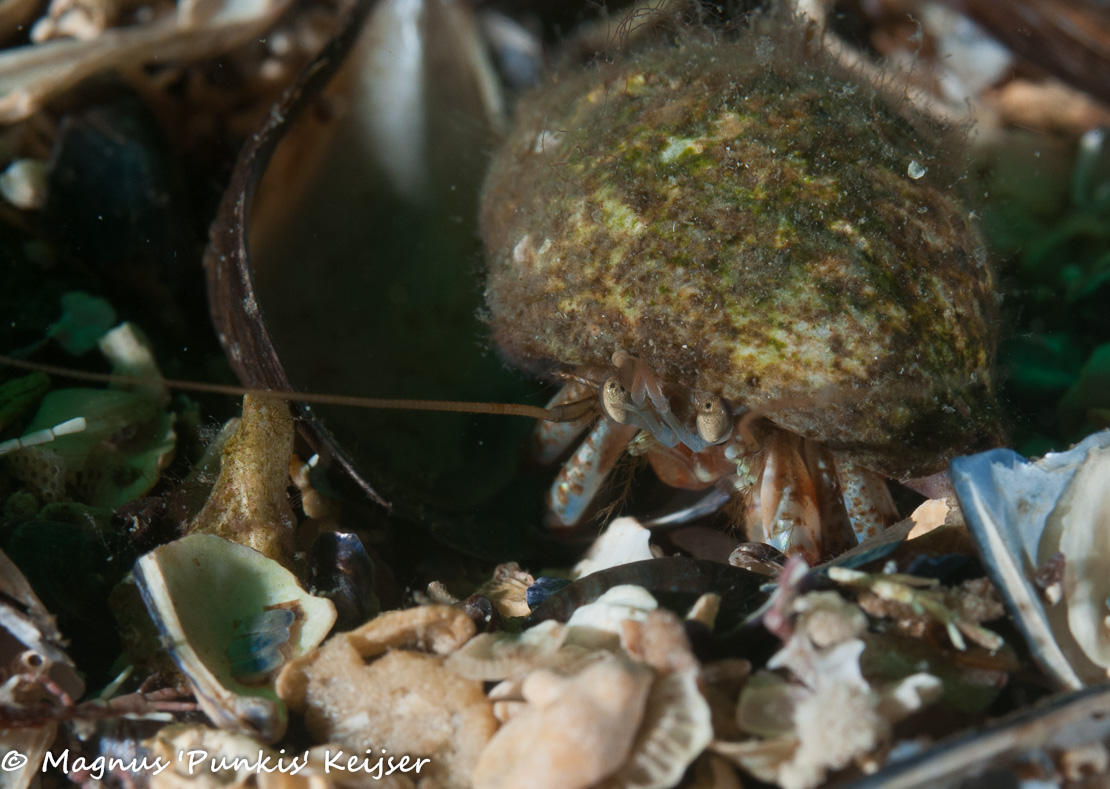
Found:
752,431 -> 822,562
802,439 -> 857,556
833,456 -> 899,542
546,418 -> 639,529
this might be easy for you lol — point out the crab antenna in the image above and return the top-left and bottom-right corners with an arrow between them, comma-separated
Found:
0,353 -> 575,422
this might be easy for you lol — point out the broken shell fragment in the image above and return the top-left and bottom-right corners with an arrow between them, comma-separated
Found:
567,585 -> 659,636
343,603 -> 476,659
133,533 -> 336,742
0,545 -> 84,789
573,517 -> 656,578
444,620 -> 571,682
951,428 -> 1110,687
471,658 -> 655,789
276,612 -> 496,789
598,668 -> 714,789
475,562 -> 535,618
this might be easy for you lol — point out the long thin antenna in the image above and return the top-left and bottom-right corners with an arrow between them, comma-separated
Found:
0,353 -> 596,423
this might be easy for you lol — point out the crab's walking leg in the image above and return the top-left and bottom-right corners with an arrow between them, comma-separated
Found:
546,419 -> 639,530
802,439 -> 857,556
530,381 -> 593,464
751,431 -> 821,562
833,456 -> 898,542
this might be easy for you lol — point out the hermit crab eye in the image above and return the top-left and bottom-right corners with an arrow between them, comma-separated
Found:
600,376 -> 634,424
694,394 -> 732,445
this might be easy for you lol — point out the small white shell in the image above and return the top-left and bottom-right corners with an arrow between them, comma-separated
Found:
134,533 -> 336,742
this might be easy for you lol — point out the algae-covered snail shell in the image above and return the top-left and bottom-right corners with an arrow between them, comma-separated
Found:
480,18 -> 1003,556
206,3 -> 1002,560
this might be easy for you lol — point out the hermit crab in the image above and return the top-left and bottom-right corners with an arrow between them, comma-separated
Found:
479,18 -> 1002,560
0,4 -> 1001,564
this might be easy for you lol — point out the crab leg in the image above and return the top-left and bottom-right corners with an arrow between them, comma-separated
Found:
546,419 -> 639,530
752,431 -> 822,562
530,381 -> 594,464
802,439 -> 857,556
833,456 -> 899,542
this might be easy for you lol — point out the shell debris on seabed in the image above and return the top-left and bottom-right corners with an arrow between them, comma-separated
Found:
951,428 -> 1110,689
132,533 -> 336,743
0,547 -> 85,789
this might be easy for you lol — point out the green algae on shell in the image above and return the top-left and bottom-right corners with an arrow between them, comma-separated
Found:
480,26 -> 1001,479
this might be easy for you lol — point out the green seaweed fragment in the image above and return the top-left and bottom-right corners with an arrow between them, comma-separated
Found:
984,129 -> 1110,453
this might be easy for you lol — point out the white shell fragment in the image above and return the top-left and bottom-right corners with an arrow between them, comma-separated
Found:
133,534 -> 336,742
566,585 -> 659,649
951,429 -> 1110,688
574,517 -> 656,578
444,620 -> 571,681
567,585 -> 659,631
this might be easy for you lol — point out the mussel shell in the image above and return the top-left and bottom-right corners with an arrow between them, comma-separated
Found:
205,0 -> 552,559
843,683 -> 1110,789
527,557 -> 767,632
132,533 -> 336,742
951,430 -> 1110,689
311,531 -> 377,631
